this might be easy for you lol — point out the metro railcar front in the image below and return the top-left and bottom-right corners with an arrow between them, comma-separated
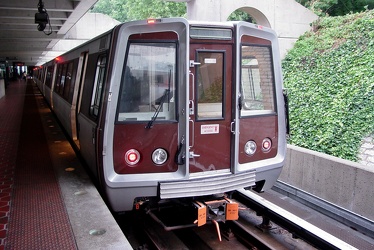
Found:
99,18 -> 287,213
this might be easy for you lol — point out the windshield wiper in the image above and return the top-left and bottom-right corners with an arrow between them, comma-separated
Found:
145,70 -> 171,129
145,89 -> 170,129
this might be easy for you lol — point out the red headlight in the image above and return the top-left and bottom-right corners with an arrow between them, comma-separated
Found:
125,149 -> 140,166
262,138 -> 272,152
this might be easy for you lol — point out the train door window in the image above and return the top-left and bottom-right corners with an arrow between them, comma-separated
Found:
45,66 -> 54,88
240,45 -> 276,116
55,64 -> 63,92
41,67 -> 46,84
196,51 -> 224,119
63,62 -> 74,101
59,63 -> 68,96
0,63 -> 4,79
90,55 -> 107,117
117,42 -> 177,122
76,52 -> 89,114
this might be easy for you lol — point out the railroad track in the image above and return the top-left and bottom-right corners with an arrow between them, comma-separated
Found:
232,189 -> 358,250
121,210 -> 314,249
118,189 -> 360,249
126,215 -> 264,249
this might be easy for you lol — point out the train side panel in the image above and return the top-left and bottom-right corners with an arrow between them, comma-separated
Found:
37,31 -> 113,180
42,63 -> 56,107
74,36 -> 112,179
51,59 -> 79,139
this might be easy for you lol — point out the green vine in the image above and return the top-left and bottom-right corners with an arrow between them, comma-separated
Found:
282,10 -> 374,161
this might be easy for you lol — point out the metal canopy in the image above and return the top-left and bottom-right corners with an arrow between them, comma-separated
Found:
0,0 -> 98,66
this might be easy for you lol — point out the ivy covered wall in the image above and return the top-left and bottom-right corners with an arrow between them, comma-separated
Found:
282,10 -> 374,162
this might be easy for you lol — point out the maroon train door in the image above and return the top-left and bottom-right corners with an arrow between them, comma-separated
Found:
189,44 -> 233,173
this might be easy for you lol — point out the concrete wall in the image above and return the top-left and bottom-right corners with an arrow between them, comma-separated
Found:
280,144 -> 374,221
40,13 -> 121,65
64,13 -> 121,40
0,79 -> 4,100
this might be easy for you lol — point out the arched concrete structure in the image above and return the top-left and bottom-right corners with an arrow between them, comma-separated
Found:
172,0 -> 318,58
238,7 -> 271,27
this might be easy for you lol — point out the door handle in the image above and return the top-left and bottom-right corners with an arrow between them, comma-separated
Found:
189,151 -> 200,158
230,120 -> 235,134
189,60 -> 201,67
189,118 -> 195,148
189,100 -> 194,115
92,127 -> 95,144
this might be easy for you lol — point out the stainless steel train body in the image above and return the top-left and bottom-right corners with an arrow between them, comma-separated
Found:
33,18 -> 287,212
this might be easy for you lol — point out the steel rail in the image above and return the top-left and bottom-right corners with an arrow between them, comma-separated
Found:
273,180 -> 374,238
232,188 -> 358,250
227,220 -> 274,250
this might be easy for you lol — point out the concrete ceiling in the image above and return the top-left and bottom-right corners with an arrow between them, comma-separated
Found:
0,0 -> 98,66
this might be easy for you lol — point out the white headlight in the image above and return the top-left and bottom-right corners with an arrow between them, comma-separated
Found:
152,148 -> 168,165
244,140 -> 257,156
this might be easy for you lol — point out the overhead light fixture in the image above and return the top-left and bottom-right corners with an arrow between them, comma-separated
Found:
35,0 -> 52,35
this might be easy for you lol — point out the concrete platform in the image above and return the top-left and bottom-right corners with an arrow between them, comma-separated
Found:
0,80 -> 131,249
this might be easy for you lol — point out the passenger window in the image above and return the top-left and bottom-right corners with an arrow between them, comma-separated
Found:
59,63 -> 68,95
240,45 -> 276,116
45,66 -> 53,88
117,42 -> 176,122
63,62 -> 74,101
90,55 -> 106,117
55,64 -> 62,93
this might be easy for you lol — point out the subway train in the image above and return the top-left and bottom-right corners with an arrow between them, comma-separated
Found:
33,18 -> 288,217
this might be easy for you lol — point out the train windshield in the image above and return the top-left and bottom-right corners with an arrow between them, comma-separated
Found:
240,45 -> 276,116
117,42 -> 177,122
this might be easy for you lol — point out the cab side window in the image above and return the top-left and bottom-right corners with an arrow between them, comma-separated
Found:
90,55 -> 107,117
240,45 -> 276,116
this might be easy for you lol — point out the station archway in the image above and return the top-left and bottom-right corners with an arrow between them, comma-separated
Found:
174,0 -> 318,58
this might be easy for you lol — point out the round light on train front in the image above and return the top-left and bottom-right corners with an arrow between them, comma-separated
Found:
262,138 -> 272,152
125,149 -> 140,166
152,148 -> 168,165
244,140 -> 257,156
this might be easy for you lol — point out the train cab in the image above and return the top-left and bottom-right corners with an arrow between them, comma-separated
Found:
100,18 -> 287,212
